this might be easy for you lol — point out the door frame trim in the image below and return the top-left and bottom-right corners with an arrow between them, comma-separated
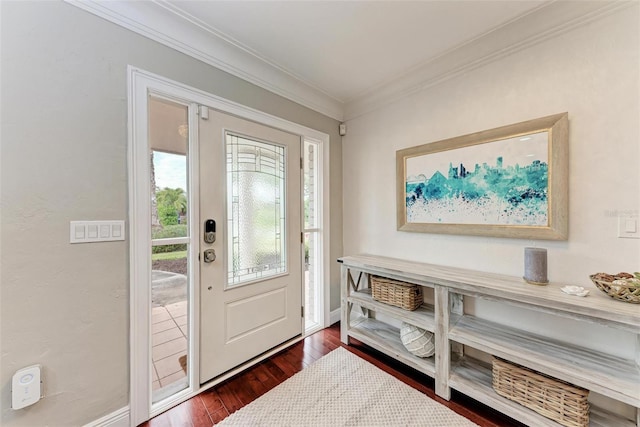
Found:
127,66 -> 331,425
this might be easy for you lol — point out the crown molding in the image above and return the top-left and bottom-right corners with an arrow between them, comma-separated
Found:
65,0 -> 345,121
65,1 -> 632,124
344,1 -> 634,121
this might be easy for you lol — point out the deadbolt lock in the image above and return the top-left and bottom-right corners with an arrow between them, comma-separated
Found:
204,219 -> 216,244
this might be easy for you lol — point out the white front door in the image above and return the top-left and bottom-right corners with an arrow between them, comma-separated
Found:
199,108 -> 303,383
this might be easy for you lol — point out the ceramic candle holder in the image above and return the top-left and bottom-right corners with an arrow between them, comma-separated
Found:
524,247 -> 548,285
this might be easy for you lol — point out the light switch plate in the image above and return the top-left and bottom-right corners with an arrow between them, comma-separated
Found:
617,216 -> 640,239
70,221 -> 125,243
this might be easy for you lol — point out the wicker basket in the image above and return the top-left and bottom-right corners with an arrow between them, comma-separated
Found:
370,276 -> 423,311
589,274 -> 640,304
492,358 -> 589,427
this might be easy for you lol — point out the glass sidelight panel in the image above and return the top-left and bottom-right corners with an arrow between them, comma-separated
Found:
303,139 -> 321,331
148,96 -> 190,403
304,231 -> 320,327
226,133 -> 287,286
150,245 -> 188,400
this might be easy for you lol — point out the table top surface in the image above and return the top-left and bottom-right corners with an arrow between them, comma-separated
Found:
339,254 -> 640,328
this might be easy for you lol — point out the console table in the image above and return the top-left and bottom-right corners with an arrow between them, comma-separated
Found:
339,254 -> 640,427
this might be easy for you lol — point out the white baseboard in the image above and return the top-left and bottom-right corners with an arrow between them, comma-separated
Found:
84,406 -> 130,427
329,308 -> 341,325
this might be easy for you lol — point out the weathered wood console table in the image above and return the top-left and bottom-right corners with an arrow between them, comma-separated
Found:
339,254 -> 640,427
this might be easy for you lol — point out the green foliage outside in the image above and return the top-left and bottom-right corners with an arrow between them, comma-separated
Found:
152,250 -> 187,261
151,224 -> 187,253
158,204 -> 179,225
156,187 -> 187,227
153,187 -> 188,253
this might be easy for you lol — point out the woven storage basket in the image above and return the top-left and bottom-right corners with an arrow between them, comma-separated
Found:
492,358 -> 589,427
370,276 -> 423,311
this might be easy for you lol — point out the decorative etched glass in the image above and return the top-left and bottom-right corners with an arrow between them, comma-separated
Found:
303,141 -> 318,230
226,133 -> 287,286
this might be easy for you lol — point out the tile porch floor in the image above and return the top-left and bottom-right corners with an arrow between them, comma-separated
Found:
152,300 -> 188,390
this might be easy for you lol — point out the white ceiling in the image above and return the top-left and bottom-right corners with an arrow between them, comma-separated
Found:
70,1 -> 623,120
164,1 -> 547,103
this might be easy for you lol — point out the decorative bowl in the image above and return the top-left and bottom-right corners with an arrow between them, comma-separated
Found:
400,322 -> 435,358
589,272 -> 640,304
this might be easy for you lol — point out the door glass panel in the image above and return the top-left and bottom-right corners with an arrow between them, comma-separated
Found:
226,133 -> 287,286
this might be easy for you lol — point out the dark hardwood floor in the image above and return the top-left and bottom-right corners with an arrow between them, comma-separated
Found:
141,323 -> 523,426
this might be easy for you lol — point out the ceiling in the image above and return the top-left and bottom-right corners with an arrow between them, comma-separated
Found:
163,1 -> 547,103
71,1 -> 623,120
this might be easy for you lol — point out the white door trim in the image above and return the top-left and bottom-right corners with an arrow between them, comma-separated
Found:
127,66 -> 331,425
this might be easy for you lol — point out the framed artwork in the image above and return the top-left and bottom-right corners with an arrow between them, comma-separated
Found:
396,113 -> 568,240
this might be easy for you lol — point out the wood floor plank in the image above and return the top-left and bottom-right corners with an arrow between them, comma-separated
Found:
286,344 -> 312,365
299,344 -> 323,365
198,389 -> 225,413
214,382 -> 244,414
243,369 -> 269,397
270,351 -> 301,377
225,374 -> 258,406
262,359 -> 288,383
208,407 -> 229,425
306,332 -> 339,355
166,400 -> 194,427
143,323 -> 524,427
302,339 -> 326,360
252,362 -> 280,391
322,329 -> 344,348
222,383 -> 250,409
141,411 -> 171,427
180,397 -> 212,427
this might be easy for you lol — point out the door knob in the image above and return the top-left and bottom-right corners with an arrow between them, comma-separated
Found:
203,249 -> 216,263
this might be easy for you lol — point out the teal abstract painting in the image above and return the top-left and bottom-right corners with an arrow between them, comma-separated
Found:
405,131 -> 549,226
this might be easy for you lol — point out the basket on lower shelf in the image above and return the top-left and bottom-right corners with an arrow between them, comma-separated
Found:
370,276 -> 423,311
492,358 -> 589,427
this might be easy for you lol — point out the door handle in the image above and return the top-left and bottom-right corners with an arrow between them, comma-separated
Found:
204,219 -> 216,244
203,249 -> 216,263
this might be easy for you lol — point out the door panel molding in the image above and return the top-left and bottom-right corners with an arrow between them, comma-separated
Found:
226,287 -> 287,342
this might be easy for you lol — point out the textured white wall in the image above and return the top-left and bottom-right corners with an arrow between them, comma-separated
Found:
343,5 -> 639,359
0,2 -> 342,425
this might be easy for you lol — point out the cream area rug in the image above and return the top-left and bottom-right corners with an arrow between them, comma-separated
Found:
218,347 -> 478,426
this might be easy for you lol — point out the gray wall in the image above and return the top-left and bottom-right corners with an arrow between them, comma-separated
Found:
0,2 -> 343,425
